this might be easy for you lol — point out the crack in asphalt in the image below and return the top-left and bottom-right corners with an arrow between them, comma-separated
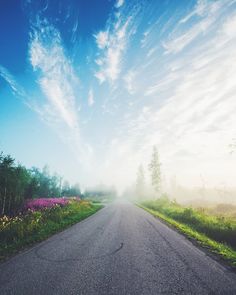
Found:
111,242 -> 124,254
34,242 -> 124,263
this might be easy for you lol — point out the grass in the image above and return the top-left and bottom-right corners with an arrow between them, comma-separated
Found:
0,200 -> 103,261
140,198 -> 236,267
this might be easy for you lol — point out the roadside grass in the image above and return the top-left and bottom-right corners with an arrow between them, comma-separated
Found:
0,200 -> 103,261
139,198 -> 236,267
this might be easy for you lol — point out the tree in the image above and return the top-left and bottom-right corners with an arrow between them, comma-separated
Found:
28,166 -> 61,198
62,180 -> 70,196
0,153 -> 31,215
0,150 -> 82,216
0,154 -> 15,215
61,181 -> 81,197
136,164 -> 146,199
149,146 -> 161,195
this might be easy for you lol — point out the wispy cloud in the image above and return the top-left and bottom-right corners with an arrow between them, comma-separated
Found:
2,0 -> 236,190
96,0 -> 236,189
116,0 -> 125,9
29,20 -> 80,130
28,19 -> 95,177
0,65 -> 25,97
94,12 -> 132,84
0,65 -> 36,112
222,11 -> 236,37
124,70 -> 136,95
88,88 -> 94,106
162,0 -> 226,54
95,31 -> 109,49
163,18 -> 212,54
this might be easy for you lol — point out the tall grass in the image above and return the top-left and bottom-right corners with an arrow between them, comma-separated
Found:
142,198 -> 236,249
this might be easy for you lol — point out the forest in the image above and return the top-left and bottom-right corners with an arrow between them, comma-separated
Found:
0,151 -> 81,216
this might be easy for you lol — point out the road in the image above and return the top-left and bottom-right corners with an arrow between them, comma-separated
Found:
1,201 -> 236,295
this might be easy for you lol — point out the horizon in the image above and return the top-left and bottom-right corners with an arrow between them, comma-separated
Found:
1,0 -> 236,192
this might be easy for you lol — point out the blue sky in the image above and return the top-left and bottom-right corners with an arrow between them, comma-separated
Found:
1,0 -> 236,190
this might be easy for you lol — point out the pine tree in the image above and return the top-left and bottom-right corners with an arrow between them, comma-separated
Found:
149,146 -> 161,195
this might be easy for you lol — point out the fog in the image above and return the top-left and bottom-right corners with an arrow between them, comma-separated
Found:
1,0 -> 236,205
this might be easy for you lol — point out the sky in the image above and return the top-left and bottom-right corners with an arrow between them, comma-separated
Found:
0,0 -> 236,191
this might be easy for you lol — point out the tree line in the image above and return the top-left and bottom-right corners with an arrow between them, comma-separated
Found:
0,152 -> 81,216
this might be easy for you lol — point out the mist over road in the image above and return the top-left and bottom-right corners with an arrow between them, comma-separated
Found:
1,201 -> 236,295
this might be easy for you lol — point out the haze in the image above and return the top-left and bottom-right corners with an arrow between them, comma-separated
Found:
1,0 -> 236,198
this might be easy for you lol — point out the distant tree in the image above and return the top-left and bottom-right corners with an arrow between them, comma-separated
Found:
69,183 -> 81,196
62,181 -> 81,197
62,180 -> 70,196
149,146 -> 161,195
50,173 -> 61,197
136,164 -> 146,199
24,174 -> 39,199
28,166 -> 62,198
40,165 -> 51,197
83,185 -> 116,201
27,167 -> 41,198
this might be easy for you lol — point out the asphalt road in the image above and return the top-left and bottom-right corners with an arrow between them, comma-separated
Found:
1,201 -> 236,295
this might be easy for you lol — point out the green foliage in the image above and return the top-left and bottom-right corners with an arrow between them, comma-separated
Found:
61,180 -> 81,197
0,151 -> 81,216
0,200 -> 102,260
142,198 -> 236,250
141,205 -> 236,267
0,153 -> 31,216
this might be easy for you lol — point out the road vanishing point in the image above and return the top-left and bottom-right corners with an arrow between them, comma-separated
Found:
1,201 -> 236,295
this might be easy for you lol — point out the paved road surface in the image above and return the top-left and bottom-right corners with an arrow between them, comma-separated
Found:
1,201 -> 236,295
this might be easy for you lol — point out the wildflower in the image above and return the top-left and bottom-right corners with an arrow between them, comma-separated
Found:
24,198 -> 69,211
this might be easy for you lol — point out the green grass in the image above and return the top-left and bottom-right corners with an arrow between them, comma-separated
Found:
0,200 -> 103,261
140,198 -> 236,267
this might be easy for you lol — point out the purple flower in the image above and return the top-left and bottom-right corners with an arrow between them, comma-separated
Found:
24,198 -> 69,211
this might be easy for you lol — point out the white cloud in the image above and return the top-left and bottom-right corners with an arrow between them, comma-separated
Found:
179,0 -> 222,24
124,70 -> 136,95
4,0 -> 236,192
94,71 -> 105,84
88,88 -> 94,106
179,0 -> 208,24
0,65 -> 25,97
0,65 -> 35,111
94,17 -> 131,84
28,20 -> 95,175
163,0 -> 227,54
221,12 -> 236,37
30,21 -> 79,129
95,31 -> 108,49
163,18 -> 212,54
97,1 -> 236,190
116,0 -> 124,8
